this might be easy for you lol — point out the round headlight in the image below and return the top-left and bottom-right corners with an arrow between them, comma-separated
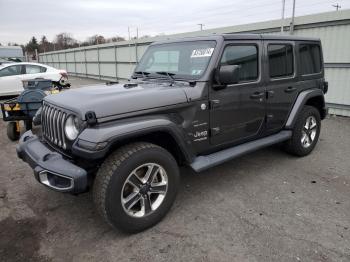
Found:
64,115 -> 79,140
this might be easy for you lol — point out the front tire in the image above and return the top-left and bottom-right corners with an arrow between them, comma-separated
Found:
93,142 -> 180,233
284,105 -> 321,156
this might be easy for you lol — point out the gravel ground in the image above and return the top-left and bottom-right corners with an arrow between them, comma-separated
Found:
0,77 -> 350,262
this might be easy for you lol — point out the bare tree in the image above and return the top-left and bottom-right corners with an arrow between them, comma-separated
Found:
54,32 -> 77,50
87,35 -> 106,45
109,36 -> 125,42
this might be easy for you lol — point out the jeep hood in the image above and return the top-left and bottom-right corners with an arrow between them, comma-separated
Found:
44,83 -> 189,120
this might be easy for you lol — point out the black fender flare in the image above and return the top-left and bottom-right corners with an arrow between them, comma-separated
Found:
72,115 -> 194,162
285,88 -> 325,129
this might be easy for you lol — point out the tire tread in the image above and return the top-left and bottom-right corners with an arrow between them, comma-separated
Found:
93,142 -> 160,228
284,105 -> 321,156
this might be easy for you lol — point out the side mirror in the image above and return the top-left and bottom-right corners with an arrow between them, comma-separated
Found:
216,65 -> 240,86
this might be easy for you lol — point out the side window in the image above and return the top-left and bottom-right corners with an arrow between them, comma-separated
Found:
220,45 -> 258,82
25,65 -> 46,74
268,44 -> 294,78
299,44 -> 322,75
0,65 -> 22,77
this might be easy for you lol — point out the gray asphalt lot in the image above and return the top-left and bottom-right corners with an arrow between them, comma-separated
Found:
0,77 -> 349,262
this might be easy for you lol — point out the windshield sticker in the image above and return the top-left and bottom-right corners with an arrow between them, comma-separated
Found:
191,48 -> 214,58
191,69 -> 202,75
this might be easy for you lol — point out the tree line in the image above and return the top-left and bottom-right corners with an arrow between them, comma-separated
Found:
5,32 -> 128,56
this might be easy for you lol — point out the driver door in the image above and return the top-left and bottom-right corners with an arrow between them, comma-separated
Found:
209,40 -> 266,146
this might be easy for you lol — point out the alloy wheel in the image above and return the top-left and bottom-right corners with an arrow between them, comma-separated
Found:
121,163 -> 168,218
301,116 -> 317,148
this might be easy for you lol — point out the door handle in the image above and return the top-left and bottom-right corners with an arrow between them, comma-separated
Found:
250,92 -> 264,99
284,86 -> 297,93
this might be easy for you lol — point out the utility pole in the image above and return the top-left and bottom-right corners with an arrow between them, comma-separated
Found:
332,3 -> 341,11
198,23 -> 204,31
281,0 -> 286,33
290,0 -> 296,35
128,27 -> 131,41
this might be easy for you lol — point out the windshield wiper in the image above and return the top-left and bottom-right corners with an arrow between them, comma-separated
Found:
134,71 -> 150,79
155,71 -> 176,82
155,71 -> 197,86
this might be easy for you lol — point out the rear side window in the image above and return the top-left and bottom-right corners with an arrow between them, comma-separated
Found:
220,45 -> 258,82
25,65 -> 47,74
299,44 -> 322,75
0,65 -> 22,77
268,44 -> 294,78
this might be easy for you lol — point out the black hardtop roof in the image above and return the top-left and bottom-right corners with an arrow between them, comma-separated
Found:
224,33 -> 320,41
152,33 -> 320,45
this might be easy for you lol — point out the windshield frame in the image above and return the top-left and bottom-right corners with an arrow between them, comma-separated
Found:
133,39 -> 221,82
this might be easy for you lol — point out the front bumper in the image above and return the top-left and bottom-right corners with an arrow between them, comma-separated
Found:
16,131 -> 88,193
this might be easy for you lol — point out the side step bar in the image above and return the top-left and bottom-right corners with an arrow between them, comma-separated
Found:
190,130 -> 292,172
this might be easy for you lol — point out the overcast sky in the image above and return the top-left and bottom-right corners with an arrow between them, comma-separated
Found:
0,0 -> 349,45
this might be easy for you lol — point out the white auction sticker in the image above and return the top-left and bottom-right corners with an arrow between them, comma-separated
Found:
191,48 -> 214,58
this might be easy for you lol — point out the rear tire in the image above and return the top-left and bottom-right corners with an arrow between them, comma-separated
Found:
93,142 -> 180,233
284,105 -> 321,156
7,122 -> 20,141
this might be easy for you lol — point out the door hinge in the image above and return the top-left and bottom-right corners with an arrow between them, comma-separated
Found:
210,127 -> 220,136
209,100 -> 220,109
266,114 -> 274,122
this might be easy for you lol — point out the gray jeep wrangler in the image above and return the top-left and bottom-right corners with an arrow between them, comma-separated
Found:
17,34 -> 327,233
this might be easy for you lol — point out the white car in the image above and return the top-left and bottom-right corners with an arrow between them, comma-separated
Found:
0,62 -> 67,96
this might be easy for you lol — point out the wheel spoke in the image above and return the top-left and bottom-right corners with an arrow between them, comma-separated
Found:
124,192 -> 141,210
308,117 -> 312,129
144,165 -> 160,184
149,184 -> 167,194
307,132 -> 313,143
301,131 -> 307,144
142,194 -> 152,214
310,120 -> 317,130
128,173 -> 143,189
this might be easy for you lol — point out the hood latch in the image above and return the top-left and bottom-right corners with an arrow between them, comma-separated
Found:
85,111 -> 97,126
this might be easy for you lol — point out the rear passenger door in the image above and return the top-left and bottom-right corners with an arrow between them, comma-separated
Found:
24,64 -> 47,80
264,41 -> 298,133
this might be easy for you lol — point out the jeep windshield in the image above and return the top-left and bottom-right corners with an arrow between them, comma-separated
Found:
134,41 -> 216,80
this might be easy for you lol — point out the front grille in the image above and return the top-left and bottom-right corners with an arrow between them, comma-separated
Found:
41,102 -> 68,149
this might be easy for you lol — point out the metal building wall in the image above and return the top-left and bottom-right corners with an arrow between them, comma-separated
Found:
39,10 -> 350,116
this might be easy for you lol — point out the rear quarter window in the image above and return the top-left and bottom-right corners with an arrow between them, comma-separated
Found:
299,44 -> 322,75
